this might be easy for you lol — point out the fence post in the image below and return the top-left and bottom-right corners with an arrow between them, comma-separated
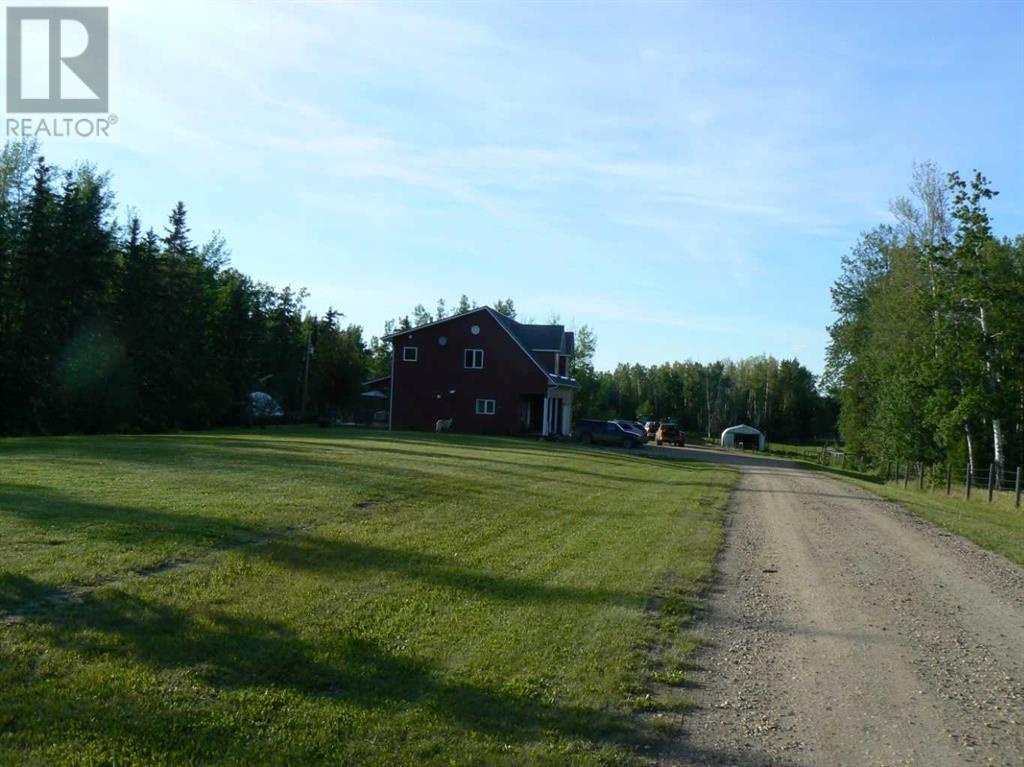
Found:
918,462 -> 925,490
965,465 -> 971,500
1016,466 -> 1022,510
903,462 -> 909,489
945,464 -> 952,496
987,463 -> 995,503
886,460 -> 893,481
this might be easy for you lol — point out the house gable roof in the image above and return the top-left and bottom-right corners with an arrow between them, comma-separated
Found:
382,306 -> 490,340
384,306 -> 579,389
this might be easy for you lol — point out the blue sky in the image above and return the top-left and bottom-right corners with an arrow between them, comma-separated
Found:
44,0 -> 1023,374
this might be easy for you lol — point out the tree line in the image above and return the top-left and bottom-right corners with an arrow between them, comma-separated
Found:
824,163 -> 1024,478
574,356 -> 835,444
0,142 -> 367,434
0,141 -> 835,442
0,140 -> 580,438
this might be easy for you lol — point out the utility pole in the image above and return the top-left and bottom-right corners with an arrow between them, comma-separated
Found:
705,367 -> 712,439
300,325 -> 314,420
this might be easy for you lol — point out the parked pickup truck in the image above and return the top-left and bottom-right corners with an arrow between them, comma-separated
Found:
655,423 -> 685,447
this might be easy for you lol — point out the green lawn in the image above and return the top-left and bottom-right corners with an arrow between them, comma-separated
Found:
0,428 -> 735,766
811,466 -> 1024,567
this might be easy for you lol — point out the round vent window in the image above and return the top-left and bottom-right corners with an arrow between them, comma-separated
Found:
470,325 -> 480,335
438,336 -> 448,346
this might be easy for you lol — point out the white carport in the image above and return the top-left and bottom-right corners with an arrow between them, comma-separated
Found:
721,424 -> 765,451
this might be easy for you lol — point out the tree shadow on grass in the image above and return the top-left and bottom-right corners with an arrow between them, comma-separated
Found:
252,533 -> 644,608
0,572 -> 66,613
321,428 -> 711,470
26,434 -> 719,500
10,437 -> 559,505
0,482 -> 658,611
350,445 -> 720,490
1,494 -> 647,606
0,643 -> 245,765
298,428 -> 575,455
1,572 -> 646,759
2,430 -> 721,501
165,427 -> 703,477
184,435 -> 719,491
2,571 -> 809,766
0,483 -> 261,548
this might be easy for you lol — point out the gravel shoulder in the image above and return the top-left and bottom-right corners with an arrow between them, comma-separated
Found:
652,449 -> 1024,767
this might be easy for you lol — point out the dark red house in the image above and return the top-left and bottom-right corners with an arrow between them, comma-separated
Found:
383,307 -> 578,436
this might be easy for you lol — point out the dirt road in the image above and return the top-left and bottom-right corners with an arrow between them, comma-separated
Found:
656,448 -> 1024,767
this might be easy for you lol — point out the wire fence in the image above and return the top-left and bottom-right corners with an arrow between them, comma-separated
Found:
819,448 -> 1022,510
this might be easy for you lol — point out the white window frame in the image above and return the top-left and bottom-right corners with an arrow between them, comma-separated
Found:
464,348 -> 484,369
475,398 -> 496,415
402,346 -> 418,362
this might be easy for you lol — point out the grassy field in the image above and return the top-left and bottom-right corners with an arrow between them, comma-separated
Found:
762,442 -> 824,461
0,428 -> 735,766
811,466 -> 1024,567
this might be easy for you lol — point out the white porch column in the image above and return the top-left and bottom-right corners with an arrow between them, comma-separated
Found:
561,390 -> 572,436
541,396 -> 550,436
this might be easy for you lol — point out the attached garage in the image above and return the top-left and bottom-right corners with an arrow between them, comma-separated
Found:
721,424 -> 765,451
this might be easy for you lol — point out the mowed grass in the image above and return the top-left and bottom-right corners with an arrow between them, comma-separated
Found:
813,466 -> 1024,567
0,428 -> 735,766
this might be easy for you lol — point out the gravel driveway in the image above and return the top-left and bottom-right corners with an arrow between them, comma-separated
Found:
651,446 -> 1024,767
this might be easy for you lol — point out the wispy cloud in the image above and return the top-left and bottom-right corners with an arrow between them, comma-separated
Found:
50,0 -> 1020,376
114,1 -> 888,232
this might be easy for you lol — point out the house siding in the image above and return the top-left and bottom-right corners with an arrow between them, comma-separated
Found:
390,309 -> 551,434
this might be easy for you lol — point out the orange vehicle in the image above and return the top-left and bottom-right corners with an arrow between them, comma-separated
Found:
655,423 -> 685,447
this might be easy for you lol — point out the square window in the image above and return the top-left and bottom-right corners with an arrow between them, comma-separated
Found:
464,348 -> 484,369
475,398 -> 496,415
402,346 -> 418,362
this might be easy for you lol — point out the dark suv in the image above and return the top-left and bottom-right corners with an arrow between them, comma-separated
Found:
575,419 -> 646,449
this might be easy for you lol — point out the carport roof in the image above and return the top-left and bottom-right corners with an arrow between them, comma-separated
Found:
721,424 -> 764,436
